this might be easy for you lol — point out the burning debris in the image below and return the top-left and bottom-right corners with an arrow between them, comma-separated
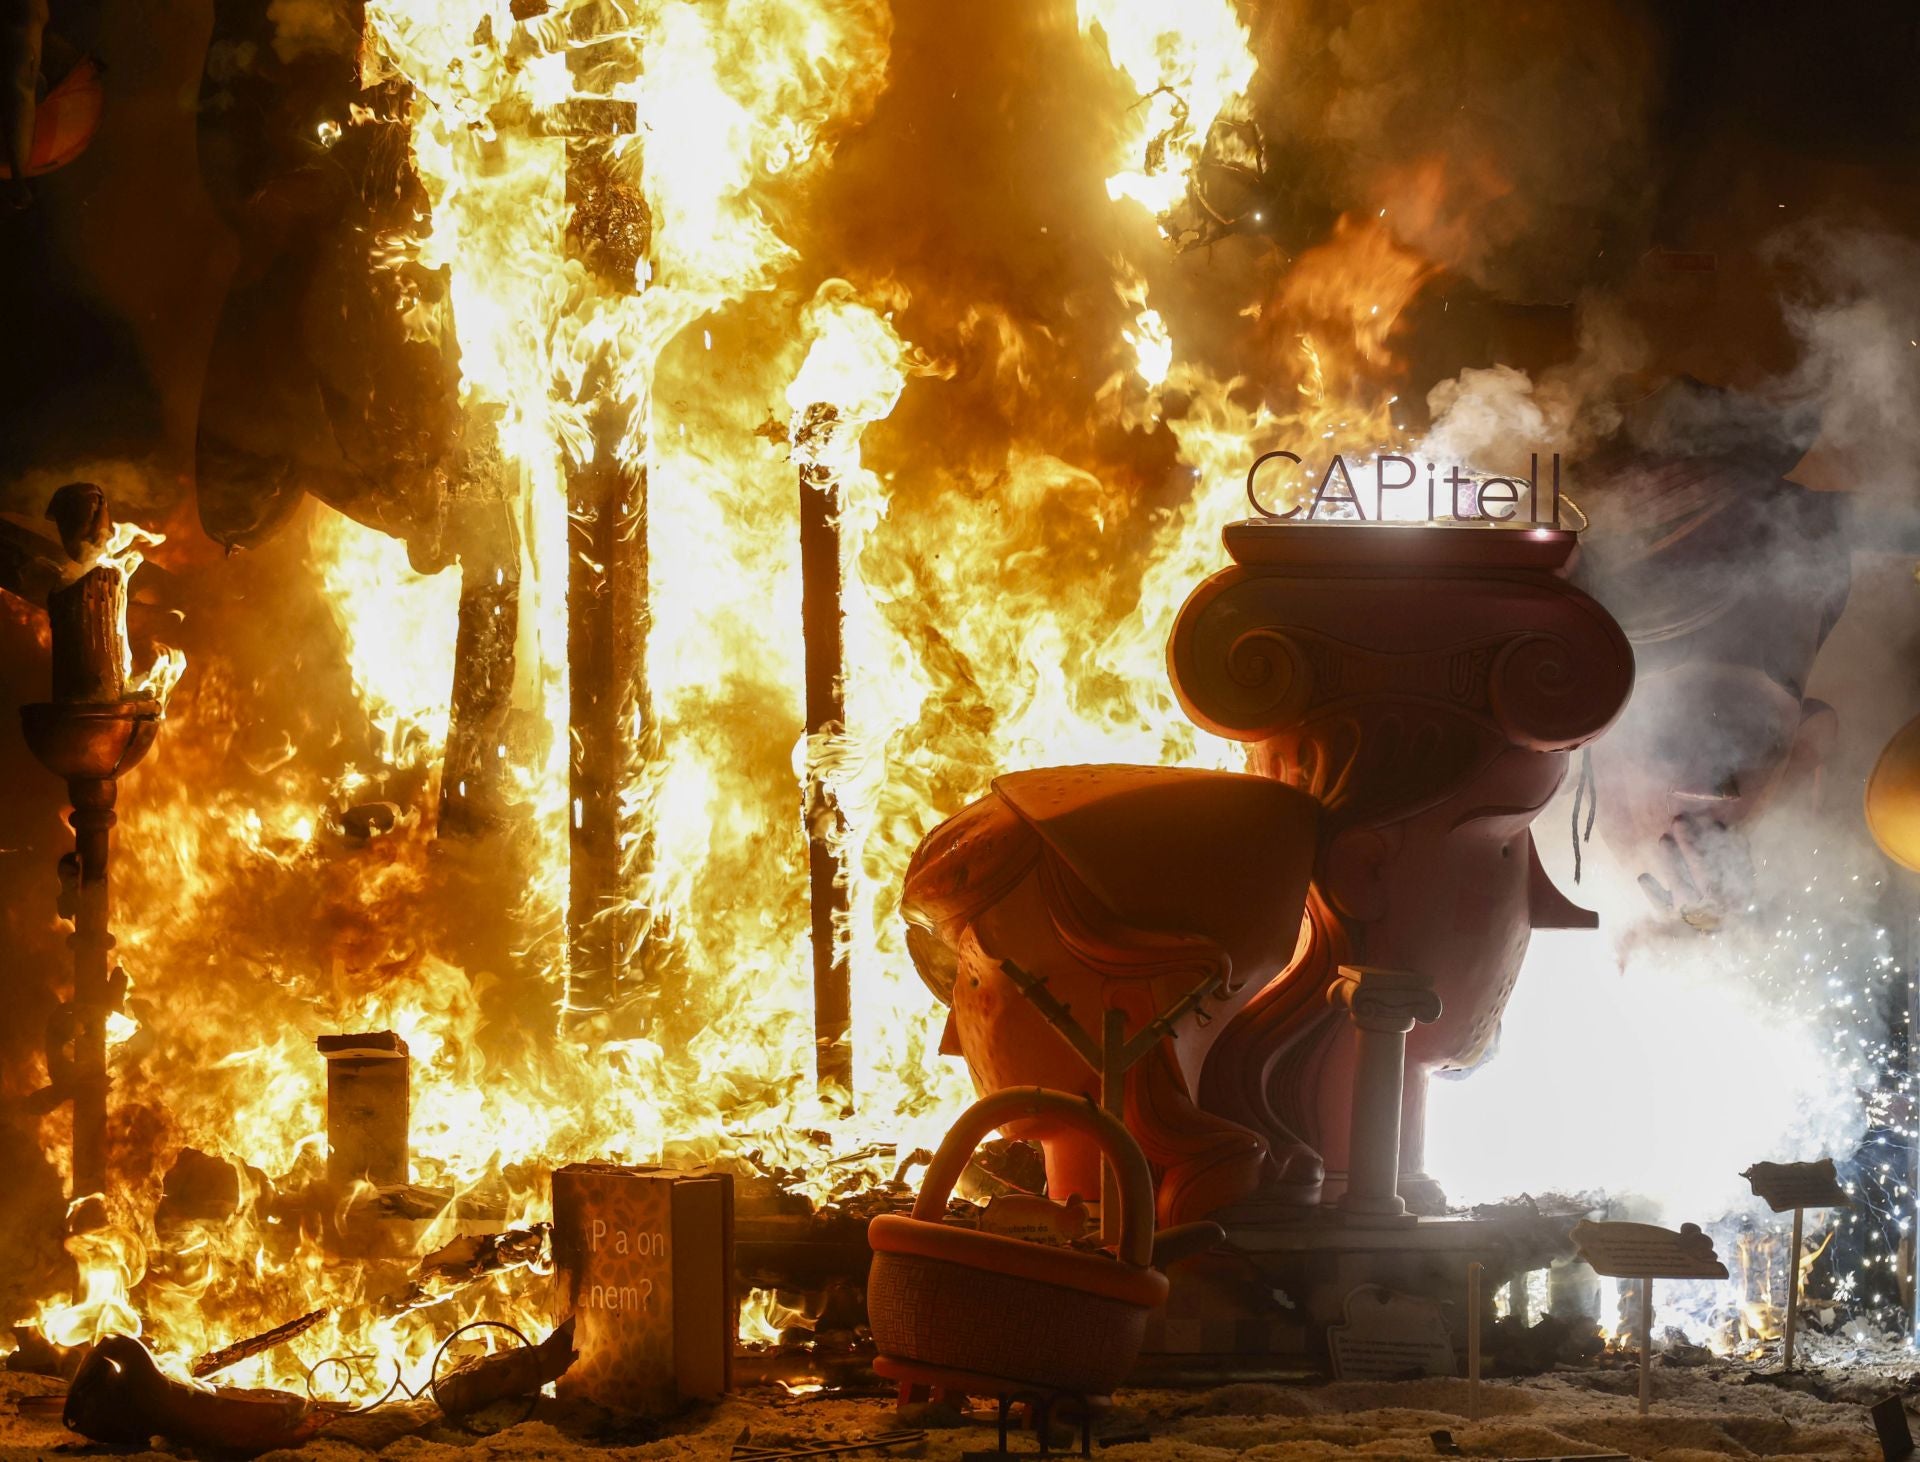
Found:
190,1306 -> 330,1379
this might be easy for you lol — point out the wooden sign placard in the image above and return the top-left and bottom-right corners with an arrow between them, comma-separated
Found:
1741,1159 -> 1851,1214
1740,1157 -> 1848,1372
1328,1285 -> 1456,1382
1571,1221 -> 1726,1415
1569,1220 -> 1728,1280
551,1163 -> 734,1414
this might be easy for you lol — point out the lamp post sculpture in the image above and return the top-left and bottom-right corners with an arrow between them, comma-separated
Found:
21,483 -> 164,1228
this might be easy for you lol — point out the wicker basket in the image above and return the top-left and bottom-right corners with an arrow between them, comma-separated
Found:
867,1088 -> 1168,1397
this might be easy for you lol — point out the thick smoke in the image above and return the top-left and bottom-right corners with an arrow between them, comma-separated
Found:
1427,222 -> 1920,1324
1250,0 -> 1662,304
1772,226 -> 1920,504
1419,301 -> 1648,471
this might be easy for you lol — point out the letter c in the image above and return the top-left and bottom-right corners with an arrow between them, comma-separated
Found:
1246,450 -> 1303,520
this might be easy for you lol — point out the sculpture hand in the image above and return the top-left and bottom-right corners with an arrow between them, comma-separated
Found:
1641,811 -> 1753,932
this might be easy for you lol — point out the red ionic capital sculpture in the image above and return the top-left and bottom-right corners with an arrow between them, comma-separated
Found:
1170,523 -> 1633,1203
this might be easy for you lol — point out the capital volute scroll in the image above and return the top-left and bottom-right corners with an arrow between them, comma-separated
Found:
1329,965 -> 1443,1033
1165,523 -> 1633,753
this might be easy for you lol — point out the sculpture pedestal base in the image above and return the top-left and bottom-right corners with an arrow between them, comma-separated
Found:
1138,1204 -> 1578,1377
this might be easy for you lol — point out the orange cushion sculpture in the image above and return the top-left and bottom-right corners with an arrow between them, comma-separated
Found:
903,765 -> 1320,1226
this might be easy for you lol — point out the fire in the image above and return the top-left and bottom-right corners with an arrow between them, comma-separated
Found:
309,508 -> 461,772
1730,1221 -> 1837,1347
33,1218 -> 145,1351
738,1286 -> 811,1348
1266,214 -> 1438,376
14,0 -> 1457,1396
1077,0 -> 1256,218
95,521 -> 187,706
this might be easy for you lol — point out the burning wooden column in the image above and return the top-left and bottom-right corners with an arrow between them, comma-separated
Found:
20,484 -> 163,1226
567,381 -> 648,1015
560,89 -> 652,1019
791,402 -> 854,1104
439,461 -> 521,836
784,297 -> 909,1106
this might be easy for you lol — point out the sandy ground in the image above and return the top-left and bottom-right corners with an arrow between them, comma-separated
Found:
3,1340 -> 1913,1461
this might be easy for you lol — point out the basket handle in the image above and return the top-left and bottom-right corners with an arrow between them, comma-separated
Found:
911,1086 -> 1157,1270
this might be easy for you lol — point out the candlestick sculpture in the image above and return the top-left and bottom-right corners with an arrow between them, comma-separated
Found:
21,483 -> 162,1226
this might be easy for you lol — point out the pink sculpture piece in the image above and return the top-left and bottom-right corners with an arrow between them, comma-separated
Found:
1170,523 -> 1633,1203
902,766 -> 1320,1225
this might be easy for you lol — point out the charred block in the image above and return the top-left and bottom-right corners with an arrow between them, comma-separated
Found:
318,1031 -> 410,1187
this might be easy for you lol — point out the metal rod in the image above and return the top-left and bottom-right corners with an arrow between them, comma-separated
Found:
1101,1007 -> 1125,1246
66,776 -> 116,1207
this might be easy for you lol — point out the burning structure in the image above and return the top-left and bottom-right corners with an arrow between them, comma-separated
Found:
1,0 -> 1918,1453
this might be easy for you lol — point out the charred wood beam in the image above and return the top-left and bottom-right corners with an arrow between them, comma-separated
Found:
562,120 -> 653,1021
377,1224 -> 550,1315
566,381 -> 647,1017
796,425 -> 853,1107
431,1317 -> 577,1419
439,461 -> 521,837
487,95 -> 635,139
190,1309 -> 329,1379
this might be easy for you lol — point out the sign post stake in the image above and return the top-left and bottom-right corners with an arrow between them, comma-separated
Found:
1784,1204 -> 1804,1371
1466,1261 -> 1482,1421
1638,1277 -> 1653,1417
